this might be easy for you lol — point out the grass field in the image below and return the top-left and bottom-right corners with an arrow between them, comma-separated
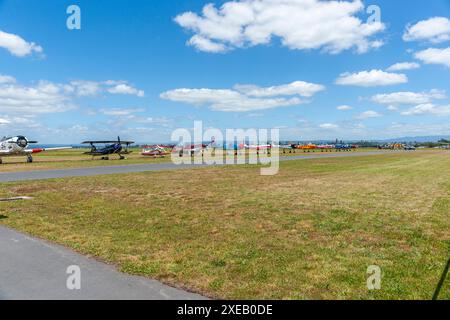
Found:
0,150 -> 449,299
0,147 -> 383,173
0,148 -> 169,172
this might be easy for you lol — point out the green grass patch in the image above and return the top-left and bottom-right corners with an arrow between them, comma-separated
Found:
0,150 -> 449,299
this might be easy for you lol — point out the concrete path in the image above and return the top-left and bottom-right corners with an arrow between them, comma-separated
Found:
0,225 -> 205,300
0,151 -> 401,183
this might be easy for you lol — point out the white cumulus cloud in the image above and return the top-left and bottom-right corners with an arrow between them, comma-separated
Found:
372,90 -> 446,106
0,118 -> 11,125
66,80 -> 145,97
356,110 -> 382,119
160,80 -> 324,112
0,81 -> 75,114
69,81 -> 102,97
401,103 -> 450,116
336,70 -> 408,87
337,105 -> 353,111
414,47 -> 450,68
107,83 -> 145,97
234,81 -> 325,98
386,62 -> 420,72
0,74 -> 16,84
319,123 -> 339,129
99,108 -> 145,116
175,0 -> 385,54
0,30 -> 43,57
403,17 -> 450,44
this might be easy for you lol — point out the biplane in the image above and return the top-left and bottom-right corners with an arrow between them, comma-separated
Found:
82,137 -> 134,160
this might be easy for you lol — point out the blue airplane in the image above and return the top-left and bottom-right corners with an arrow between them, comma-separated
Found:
82,137 -> 134,160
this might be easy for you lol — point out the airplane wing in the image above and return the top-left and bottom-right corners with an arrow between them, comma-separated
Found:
82,141 -> 113,144
82,141 -> 135,144
24,147 -> 72,154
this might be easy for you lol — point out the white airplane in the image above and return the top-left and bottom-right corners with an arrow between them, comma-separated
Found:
245,143 -> 272,151
0,136 -> 72,164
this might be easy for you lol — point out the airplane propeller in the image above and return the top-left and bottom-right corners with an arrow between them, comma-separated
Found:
14,137 -> 28,148
11,137 -> 38,148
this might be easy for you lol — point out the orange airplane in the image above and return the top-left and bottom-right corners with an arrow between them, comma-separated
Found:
297,143 -> 317,150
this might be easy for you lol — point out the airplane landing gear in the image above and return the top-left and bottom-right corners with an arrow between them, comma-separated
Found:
101,156 -> 109,160
119,155 -> 125,160
27,154 -> 33,163
0,158 -> 2,164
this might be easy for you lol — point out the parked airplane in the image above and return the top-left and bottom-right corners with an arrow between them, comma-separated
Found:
317,144 -> 334,151
297,143 -> 317,150
82,137 -> 134,160
222,142 -> 246,155
276,144 -> 296,153
141,145 -> 172,158
245,143 -> 272,151
176,138 -> 216,157
0,136 -> 71,164
335,144 -> 353,151
378,143 -> 403,150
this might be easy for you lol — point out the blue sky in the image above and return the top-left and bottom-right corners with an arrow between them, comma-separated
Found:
0,0 -> 450,143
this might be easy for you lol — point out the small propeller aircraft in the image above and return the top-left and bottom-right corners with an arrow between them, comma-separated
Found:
82,137 -> 134,160
297,143 -> 317,151
0,136 -> 72,164
275,144 -> 298,153
245,143 -> 272,151
335,144 -> 354,151
141,145 -> 173,158
317,144 -> 334,151
175,138 -> 216,157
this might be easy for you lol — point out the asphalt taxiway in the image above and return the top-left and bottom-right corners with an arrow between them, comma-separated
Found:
0,225 -> 205,300
0,151 -> 401,183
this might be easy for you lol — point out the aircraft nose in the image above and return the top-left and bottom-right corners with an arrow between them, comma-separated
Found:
17,137 -> 28,148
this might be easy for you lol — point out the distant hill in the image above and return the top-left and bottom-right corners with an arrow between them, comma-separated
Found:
378,136 -> 450,143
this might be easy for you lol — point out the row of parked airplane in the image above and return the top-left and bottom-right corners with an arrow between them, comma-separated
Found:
0,135 -> 364,164
0,135 -> 135,163
143,141 -> 361,158
9,134 -> 425,164
278,143 -> 358,152
377,143 -> 417,151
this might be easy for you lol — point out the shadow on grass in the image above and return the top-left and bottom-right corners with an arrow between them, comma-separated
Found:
433,258 -> 450,300
0,215 -> 8,220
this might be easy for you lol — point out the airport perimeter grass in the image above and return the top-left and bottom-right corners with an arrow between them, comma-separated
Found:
0,147 -> 382,172
0,148 -> 170,172
0,151 -> 449,299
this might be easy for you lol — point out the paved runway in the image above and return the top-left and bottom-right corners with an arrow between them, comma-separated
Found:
0,225 -> 205,300
0,151 -> 400,183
